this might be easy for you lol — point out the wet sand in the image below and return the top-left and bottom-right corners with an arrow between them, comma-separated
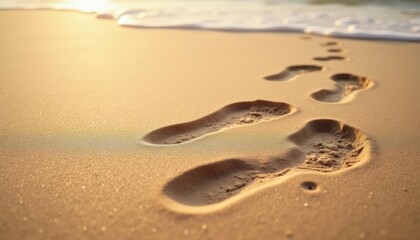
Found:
0,10 -> 419,240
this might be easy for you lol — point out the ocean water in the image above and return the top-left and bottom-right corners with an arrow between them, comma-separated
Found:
2,0 -> 420,41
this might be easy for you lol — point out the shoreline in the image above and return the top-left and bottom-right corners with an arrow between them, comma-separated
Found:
1,1 -> 420,42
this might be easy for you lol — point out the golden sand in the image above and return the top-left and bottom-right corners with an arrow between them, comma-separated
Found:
0,10 -> 419,240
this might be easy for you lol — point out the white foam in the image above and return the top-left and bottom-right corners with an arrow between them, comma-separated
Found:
1,1 -> 420,41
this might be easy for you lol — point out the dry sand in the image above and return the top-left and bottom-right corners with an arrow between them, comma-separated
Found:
0,10 -> 419,240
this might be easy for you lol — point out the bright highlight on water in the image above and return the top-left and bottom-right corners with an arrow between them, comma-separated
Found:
2,0 -> 420,40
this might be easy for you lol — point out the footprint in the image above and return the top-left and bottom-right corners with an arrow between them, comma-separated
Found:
313,56 -> 347,61
264,65 -> 324,81
321,41 -> 338,46
327,48 -> 343,53
311,73 -> 374,103
162,119 -> 371,208
163,148 -> 304,206
143,100 -> 295,145
288,119 -> 371,172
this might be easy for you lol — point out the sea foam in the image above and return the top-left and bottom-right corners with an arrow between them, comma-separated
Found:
1,1 -> 420,41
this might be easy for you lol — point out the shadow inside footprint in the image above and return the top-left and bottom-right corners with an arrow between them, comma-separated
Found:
163,148 -> 304,206
264,65 -> 324,81
311,73 -> 373,103
313,56 -> 347,61
288,119 -> 371,172
143,100 -> 295,145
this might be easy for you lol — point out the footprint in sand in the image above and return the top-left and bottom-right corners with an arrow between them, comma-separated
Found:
288,119 -> 371,172
311,73 -> 374,103
313,56 -> 347,61
320,41 -> 338,46
327,48 -> 343,53
264,65 -> 324,81
143,100 -> 295,145
163,119 -> 371,207
163,149 -> 303,206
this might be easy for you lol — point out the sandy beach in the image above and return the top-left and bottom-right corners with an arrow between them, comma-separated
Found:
0,10 -> 419,240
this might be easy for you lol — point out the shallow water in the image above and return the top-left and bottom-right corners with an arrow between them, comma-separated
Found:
2,0 -> 420,41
